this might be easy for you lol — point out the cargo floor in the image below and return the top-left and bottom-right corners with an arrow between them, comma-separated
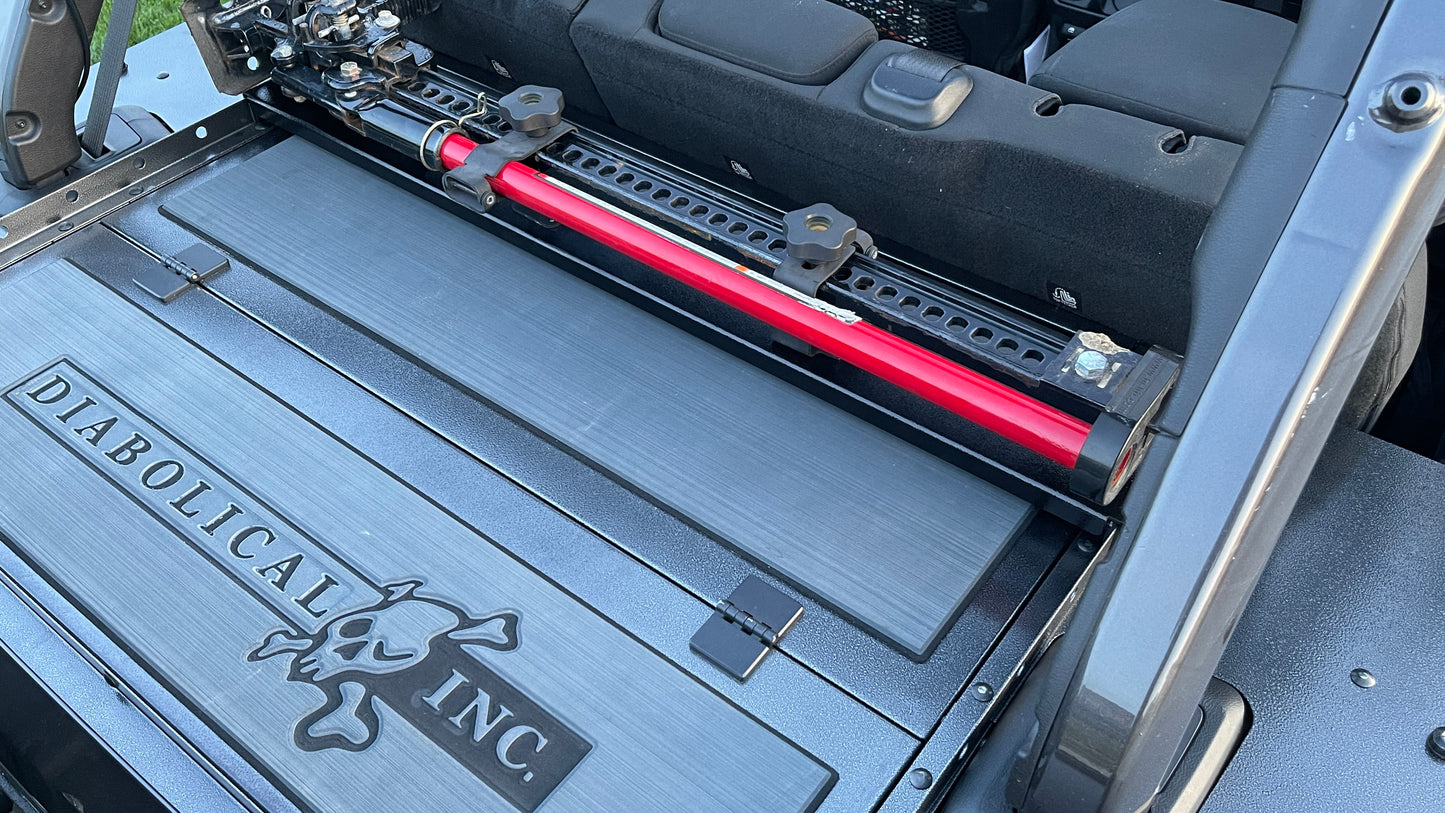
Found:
0,119 -> 1093,812
159,138 -> 1033,658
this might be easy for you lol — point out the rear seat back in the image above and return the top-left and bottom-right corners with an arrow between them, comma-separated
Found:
569,0 -> 1243,350
403,0 -> 609,115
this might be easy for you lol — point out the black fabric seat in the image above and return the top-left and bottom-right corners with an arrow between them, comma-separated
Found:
1031,0 -> 1296,143
570,0 -> 1242,352
659,0 -> 877,85
403,0 -> 609,115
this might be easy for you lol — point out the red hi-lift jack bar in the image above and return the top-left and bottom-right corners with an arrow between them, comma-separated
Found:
429,102 -> 1160,502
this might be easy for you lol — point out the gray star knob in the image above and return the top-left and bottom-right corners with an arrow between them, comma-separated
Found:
499,86 -> 565,138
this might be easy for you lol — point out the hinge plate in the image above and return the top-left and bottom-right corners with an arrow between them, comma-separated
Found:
690,575 -> 803,681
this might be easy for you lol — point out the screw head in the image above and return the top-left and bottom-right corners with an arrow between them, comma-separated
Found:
1074,349 -> 1109,381
971,682 -> 994,702
1428,727 -> 1445,762
1350,668 -> 1377,689
272,42 -> 294,60
376,8 -> 400,28
908,768 -> 933,790
339,60 -> 362,82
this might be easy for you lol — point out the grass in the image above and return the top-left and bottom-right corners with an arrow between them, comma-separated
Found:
90,0 -> 185,63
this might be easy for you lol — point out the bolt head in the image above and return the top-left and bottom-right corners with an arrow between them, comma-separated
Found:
272,42 -> 294,60
339,60 -> 362,82
907,768 -> 933,790
1428,727 -> 1445,762
1074,349 -> 1110,381
1374,73 -> 1443,131
1350,668 -> 1377,689
971,682 -> 994,702
376,8 -> 400,28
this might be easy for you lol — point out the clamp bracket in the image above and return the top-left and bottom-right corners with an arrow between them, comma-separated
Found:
439,85 -> 575,214
771,203 -> 874,353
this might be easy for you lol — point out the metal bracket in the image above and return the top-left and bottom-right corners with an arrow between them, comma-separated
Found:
1070,346 -> 1181,504
689,576 -> 803,681
440,86 -> 575,214
771,203 -> 873,353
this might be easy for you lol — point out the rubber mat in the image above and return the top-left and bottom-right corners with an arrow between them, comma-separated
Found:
0,260 -> 834,812
163,137 -> 1033,656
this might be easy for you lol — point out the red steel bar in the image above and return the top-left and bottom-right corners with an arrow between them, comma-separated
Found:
440,134 -> 1091,467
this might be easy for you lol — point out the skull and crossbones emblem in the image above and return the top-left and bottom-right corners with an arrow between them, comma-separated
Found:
249,580 -> 520,752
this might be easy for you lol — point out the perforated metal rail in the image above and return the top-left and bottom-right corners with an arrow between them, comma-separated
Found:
391,73 -> 1084,398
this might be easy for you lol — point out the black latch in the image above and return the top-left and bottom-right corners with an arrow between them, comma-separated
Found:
131,243 -> 230,303
690,575 -> 803,681
440,85 -> 575,214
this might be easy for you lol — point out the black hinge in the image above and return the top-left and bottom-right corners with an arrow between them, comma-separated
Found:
690,575 -> 803,682
132,243 -> 230,303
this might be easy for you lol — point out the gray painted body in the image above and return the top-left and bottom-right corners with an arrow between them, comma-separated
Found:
0,259 -> 835,813
162,137 -> 1034,657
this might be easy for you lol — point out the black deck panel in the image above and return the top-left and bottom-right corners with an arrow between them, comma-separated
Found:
0,260 -> 835,812
162,137 -> 1034,657
1206,430 -> 1445,813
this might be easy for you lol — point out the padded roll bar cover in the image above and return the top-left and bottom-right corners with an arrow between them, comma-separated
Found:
572,1 -> 1242,350
657,0 -> 877,86
403,0 -> 610,116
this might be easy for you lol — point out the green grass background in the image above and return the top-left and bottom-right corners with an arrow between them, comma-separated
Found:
91,0 -> 185,63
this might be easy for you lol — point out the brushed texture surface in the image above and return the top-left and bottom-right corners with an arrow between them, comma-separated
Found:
162,138 -> 1032,655
0,261 -> 833,813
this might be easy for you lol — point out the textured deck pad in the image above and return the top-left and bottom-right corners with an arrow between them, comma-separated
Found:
164,138 -> 1032,656
0,261 -> 834,813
